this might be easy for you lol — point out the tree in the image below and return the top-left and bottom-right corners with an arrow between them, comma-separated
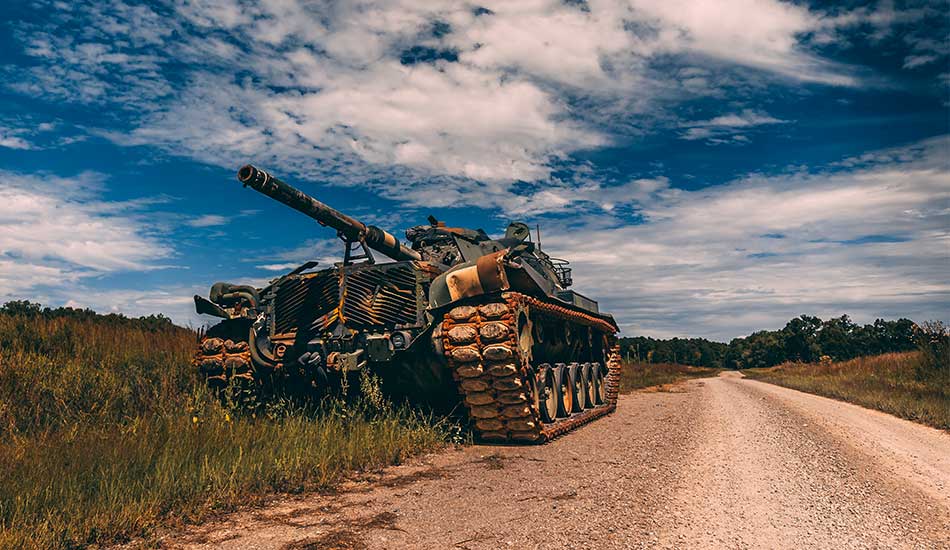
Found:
819,315 -> 859,361
782,315 -> 822,363
621,313 -> 918,370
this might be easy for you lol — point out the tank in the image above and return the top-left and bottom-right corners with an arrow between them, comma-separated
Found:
193,164 -> 620,443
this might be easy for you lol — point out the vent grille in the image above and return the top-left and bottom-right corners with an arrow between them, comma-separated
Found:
271,264 -> 421,335
272,271 -> 338,335
341,265 -> 418,329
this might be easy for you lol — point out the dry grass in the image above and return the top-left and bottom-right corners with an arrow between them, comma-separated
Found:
744,352 -> 950,430
0,312 -> 452,549
619,361 -> 720,394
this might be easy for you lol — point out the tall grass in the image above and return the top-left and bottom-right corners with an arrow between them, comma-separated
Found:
745,352 -> 950,430
0,313 -> 195,434
619,361 -> 720,393
0,312 -> 452,549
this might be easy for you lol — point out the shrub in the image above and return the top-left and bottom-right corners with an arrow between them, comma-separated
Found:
914,321 -> 949,382
619,361 -> 719,393
745,352 -> 949,430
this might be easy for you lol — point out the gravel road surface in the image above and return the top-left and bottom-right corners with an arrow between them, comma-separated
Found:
167,372 -> 950,549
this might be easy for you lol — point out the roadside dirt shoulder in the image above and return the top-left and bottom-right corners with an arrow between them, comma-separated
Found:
160,388 -> 702,550
158,374 -> 950,549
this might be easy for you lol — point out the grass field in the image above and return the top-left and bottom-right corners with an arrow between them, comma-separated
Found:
618,361 -> 720,393
0,310 -> 452,549
745,352 -> 950,430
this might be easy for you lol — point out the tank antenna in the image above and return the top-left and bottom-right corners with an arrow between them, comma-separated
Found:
536,224 -> 542,249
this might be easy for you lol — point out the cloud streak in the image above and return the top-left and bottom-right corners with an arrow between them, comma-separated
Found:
679,109 -> 788,143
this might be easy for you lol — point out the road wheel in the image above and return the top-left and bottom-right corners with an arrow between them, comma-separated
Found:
579,363 -> 594,409
554,363 -> 573,418
592,362 -> 607,405
537,364 -> 558,423
568,363 -> 585,413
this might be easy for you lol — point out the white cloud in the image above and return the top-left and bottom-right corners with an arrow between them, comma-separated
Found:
696,111 -> 787,128
482,176 -> 673,216
267,238 -> 344,267
827,2 -> 947,74
679,109 -> 787,143
6,0 -> 878,203
903,54 -> 938,69
0,119 -> 86,150
0,136 -> 32,150
186,214 -> 229,227
0,126 -> 36,150
542,136 -> 950,339
256,263 -> 301,271
56,286 -> 206,328
5,0 -> 945,338
0,170 -> 174,298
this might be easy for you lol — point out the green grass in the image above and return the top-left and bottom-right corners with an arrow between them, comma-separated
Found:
744,352 -> 950,430
0,312 -> 452,549
619,361 -> 720,393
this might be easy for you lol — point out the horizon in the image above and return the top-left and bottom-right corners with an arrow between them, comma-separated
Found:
0,298 -> 925,347
1,0 -> 948,341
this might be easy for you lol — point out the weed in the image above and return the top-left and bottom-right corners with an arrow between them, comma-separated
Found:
913,321 -> 949,384
0,310 -> 450,549
745,352 -> 950,430
619,361 -> 720,393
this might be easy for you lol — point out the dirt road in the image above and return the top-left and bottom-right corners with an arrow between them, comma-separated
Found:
168,373 -> 950,549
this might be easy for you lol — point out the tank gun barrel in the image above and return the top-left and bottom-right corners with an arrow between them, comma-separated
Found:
237,165 -> 421,262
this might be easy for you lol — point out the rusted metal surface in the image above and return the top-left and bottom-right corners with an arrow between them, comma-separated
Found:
269,262 -> 426,337
341,264 -> 418,328
440,291 -> 620,443
194,336 -> 254,388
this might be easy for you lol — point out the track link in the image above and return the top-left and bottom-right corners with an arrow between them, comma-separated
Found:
194,335 -> 254,389
441,291 -> 620,443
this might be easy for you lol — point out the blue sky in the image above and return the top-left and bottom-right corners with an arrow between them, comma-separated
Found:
1,0 -> 947,340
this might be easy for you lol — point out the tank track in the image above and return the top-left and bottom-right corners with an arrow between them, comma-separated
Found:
193,334 -> 254,389
440,291 -> 620,443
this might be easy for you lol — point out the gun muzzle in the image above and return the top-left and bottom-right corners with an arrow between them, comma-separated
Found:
237,165 -> 421,262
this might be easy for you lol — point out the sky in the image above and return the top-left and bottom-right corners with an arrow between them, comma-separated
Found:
0,0 -> 947,341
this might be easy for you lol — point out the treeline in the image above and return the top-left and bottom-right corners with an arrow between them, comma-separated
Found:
620,336 -> 727,367
620,315 -> 919,370
0,300 -> 181,333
